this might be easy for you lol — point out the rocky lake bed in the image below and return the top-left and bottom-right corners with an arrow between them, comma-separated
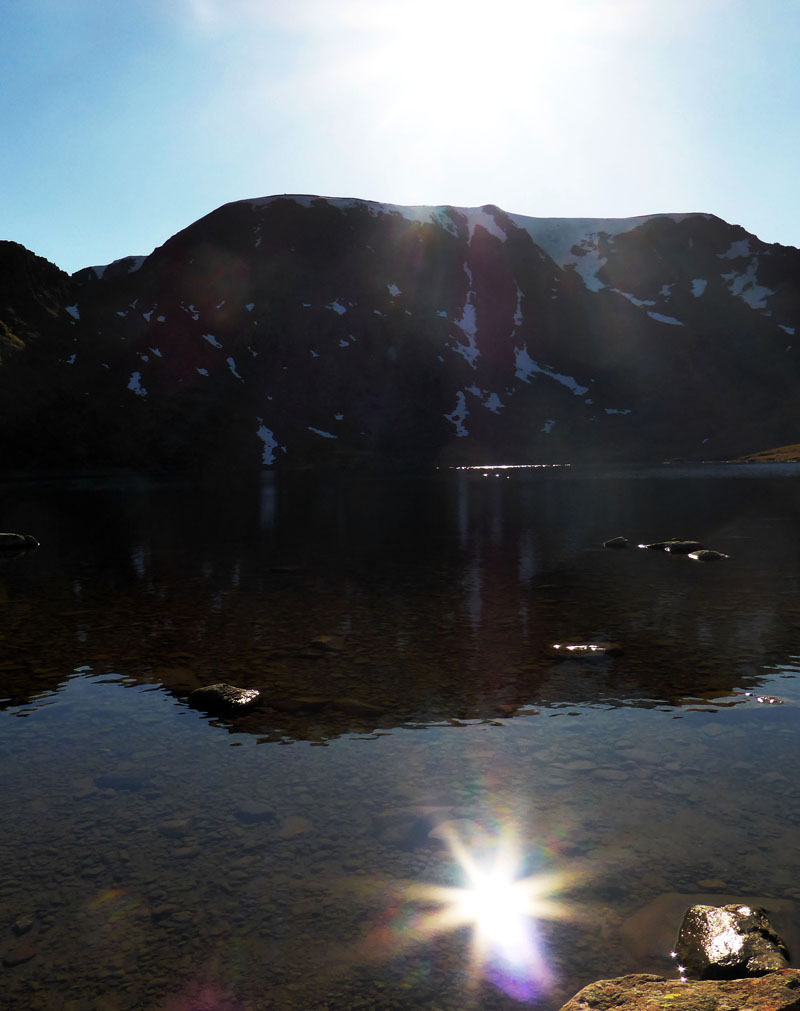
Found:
2,463 -> 800,1009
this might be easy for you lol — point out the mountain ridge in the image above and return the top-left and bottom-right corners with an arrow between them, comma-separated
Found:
1,195 -> 798,474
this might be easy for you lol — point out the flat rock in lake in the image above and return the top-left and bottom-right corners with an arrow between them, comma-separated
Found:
188,683 -> 261,713
558,969 -> 800,1011
550,642 -> 623,662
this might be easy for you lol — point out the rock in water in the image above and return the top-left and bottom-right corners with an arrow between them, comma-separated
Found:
0,532 -> 39,551
550,642 -> 623,661
664,539 -> 705,554
558,970 -> 800,1011
188,683 -> 261,713
674,903 -> 790,979
688,549 -> 728,561
603,536 -> 628,548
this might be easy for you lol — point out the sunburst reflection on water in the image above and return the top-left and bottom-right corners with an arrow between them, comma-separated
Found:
353,822 -> 587,1004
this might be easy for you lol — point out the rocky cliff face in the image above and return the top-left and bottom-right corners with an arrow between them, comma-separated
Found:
1,196 -> 799,473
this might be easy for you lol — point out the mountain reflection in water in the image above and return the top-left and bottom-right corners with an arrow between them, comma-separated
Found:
1,464 -> 800,1010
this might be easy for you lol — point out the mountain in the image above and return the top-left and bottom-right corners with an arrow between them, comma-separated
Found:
1,195 -> 799,474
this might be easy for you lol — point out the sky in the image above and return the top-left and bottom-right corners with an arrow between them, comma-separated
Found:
3,0 -> 800,274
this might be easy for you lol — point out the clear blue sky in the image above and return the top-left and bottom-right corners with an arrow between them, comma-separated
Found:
3,0 -> 800,274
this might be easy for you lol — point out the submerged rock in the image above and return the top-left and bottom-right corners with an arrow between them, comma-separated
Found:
603,536 -> 628,548
674,903 -> 790,979
559,969 -> 800,1011
187,683 -> 261,713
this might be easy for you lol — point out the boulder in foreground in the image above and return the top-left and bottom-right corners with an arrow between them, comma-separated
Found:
675,903 -> 790,978
559,969 -> 800,1011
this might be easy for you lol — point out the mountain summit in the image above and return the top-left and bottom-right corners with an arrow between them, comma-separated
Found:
2,195 -> 799,473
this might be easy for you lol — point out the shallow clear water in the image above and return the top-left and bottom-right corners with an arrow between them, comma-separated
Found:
2,464 -> 800,1010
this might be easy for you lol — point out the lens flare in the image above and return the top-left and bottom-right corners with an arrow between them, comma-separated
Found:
397,823 -> 580,1002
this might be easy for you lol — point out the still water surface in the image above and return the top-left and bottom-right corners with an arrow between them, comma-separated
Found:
2,465 -> 800,1010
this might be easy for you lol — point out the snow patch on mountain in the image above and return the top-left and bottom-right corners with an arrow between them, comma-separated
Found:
513,285 -> 524,327
308,426 -> 337,439
65,304 -> 80,319
445,391 -> 469,437
128,372 -> 147,397
647,311 -> 685,326
202,333 -> 223,348
508,211 -> 703,291
227,357 -> 243,381
465,208 -> 507,243
514,346 -> 589,395
719,239 -> 751,259
613,289 -> 656,307
691,279 -> 708,297
722,259 -> 773,309
256,422 -> 278,464
452,264 -> 479,367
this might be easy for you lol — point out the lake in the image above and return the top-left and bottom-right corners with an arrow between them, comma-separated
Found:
2,463 -> 800,1011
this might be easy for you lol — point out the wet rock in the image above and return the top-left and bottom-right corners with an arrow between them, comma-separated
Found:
664,539 -> 705,554
689,549 -> 729,561
638,540 -> 676,550
187,683 -> 261,713
0,532 -> 39,552
550,642 -> 623,661
674,903 -> 790,979
558,969 -> 800,1011
603,536 -> 628,548
620,892 -> 798,966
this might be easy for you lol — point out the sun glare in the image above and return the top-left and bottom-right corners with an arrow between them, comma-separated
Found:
395,823 -> 581,1001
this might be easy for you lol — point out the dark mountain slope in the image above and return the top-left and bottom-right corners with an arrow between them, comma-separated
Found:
1,196 -> 798,473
